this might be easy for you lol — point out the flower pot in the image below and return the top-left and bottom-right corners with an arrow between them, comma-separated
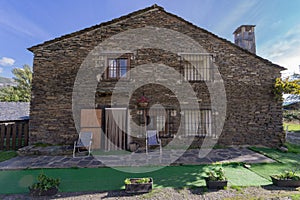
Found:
205,178 -> 228,189
129,142 -> 139,152
271,176 -> 300,187
125,178 -> 153,193
29,187 -> 58,196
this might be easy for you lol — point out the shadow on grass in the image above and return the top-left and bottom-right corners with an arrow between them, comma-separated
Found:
262,184 -> 300,192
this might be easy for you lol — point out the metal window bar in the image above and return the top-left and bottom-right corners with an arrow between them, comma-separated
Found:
135,107 -> 213,138
183,109 -> 212,137
180,54 -> 213,81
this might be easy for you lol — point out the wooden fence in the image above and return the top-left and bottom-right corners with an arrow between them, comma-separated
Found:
0,120 -> 29,150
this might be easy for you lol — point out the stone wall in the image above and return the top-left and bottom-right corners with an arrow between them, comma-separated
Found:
29,6 -> 284,148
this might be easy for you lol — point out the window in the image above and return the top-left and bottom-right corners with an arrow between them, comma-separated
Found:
184,109 -> 212,137
180,54 -> 213,81
105,58 -> 129,80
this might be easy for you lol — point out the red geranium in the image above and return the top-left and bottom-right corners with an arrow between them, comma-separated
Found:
137,96 -> 149,103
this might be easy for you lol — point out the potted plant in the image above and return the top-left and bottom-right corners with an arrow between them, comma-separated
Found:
29,173 -> 60,196
271,169 -> 300,187
137,95 -> 149,107
124,177 -> 153,193
205,166 -> 228,189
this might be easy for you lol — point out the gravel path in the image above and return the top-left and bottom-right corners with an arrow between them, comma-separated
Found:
1,186 -> 299,200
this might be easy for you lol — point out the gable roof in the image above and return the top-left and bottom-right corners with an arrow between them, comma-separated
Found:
28,4 -> 285,70
0,102 -> 30,122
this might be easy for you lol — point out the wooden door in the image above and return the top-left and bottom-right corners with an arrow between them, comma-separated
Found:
80,109 -> 102,149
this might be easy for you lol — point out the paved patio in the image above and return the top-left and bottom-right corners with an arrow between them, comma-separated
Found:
0,147 -> 274,170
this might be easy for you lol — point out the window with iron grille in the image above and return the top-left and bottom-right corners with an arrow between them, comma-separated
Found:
105,58 -> 129,80
180,54 -> 213,81
184,109 -> 212,137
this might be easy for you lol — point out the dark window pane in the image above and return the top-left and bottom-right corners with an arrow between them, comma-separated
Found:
119,59 -> 127,67
120,66 -> 127,77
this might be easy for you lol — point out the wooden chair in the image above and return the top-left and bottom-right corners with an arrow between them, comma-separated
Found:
73,132 -> 93,158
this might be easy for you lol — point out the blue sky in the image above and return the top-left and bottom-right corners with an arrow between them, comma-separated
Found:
0,0 -> 300,78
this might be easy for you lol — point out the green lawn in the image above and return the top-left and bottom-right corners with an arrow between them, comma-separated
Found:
0,151 -> 17,162
0,164 -> 272,194
1,145 -> 300,195
249,146 -> 300,181
283,122 -> 300,132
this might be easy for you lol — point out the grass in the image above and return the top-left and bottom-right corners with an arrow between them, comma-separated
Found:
0,164 -> 272,194
285,143 -> 300,154
1,145 -> 300,195
248,146 -> 300,181
283,122 -> 300,132
291,194 -> 300,200
0,151 -> 17,162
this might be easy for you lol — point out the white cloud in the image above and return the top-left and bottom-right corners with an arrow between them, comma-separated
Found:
260,24 -> 300,73
0,67 -> 3,73
0,57 -> 15,66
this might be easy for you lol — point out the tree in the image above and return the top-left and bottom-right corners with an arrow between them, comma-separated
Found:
0,65 -> 32,102
274,77 -> 300,96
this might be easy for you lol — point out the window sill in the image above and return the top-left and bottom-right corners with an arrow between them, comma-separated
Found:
101,79 -> 131,82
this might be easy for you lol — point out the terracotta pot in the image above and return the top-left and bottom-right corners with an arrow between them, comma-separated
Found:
125,178 -> 153,193
271,176 -> 300,187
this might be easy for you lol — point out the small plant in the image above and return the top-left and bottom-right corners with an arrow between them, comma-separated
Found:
273,170 -> 300,181
205,166 -> 227,181
124,177 -> 151,184
124,177 -> 153,193
124,178 -> 131,184
136,178 -> 151,184
29,173 -> 60,196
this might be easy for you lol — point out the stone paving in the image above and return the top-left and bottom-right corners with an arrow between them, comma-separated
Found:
0,147 -> 274,170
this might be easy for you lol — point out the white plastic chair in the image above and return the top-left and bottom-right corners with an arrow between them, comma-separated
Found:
73,132 -> 93,158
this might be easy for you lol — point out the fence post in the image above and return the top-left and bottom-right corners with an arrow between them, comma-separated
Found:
5,124 -> 11,150
12,123 -> 17,150
24,122 -> 29,146
0,124 -> 4,150
17,123 -> 23,149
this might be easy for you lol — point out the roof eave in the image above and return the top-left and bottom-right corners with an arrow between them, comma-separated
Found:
28,4 -> 163,53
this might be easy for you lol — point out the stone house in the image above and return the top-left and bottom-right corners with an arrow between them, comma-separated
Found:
28,5 -> 285,151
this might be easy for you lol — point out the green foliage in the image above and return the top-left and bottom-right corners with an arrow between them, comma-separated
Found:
124,177 -> 151,184
124,178 -> 131,184
29,173 -> 60,192
0,65 -> 32,102
205,166 -> 227,181
284,142 -> 300,154
273,169 -> 300,181
283,110 -> 300,122
274,77 -> 300,100
136,177 -> 151,184
290,194 -> 300,200
0,151 -> 17,162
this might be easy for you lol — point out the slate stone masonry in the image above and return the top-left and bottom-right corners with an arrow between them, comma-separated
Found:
28,5 -> 285,148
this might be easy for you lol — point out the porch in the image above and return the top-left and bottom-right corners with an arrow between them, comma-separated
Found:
0,147 -> 274,170
81,106 -> 215,152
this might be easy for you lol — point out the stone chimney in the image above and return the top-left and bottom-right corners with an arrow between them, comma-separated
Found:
233,25 -> 256,54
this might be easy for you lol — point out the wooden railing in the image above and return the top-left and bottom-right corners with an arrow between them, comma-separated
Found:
0,120 -> 29,150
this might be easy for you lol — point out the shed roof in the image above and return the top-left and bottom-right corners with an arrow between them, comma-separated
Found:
0,102 -> 30,122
